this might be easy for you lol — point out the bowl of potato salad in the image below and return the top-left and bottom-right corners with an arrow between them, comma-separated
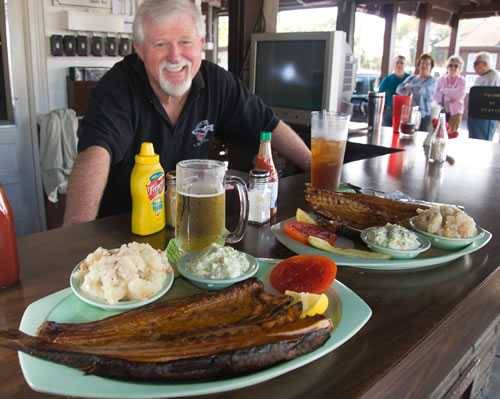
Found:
409,206 -> 483,250
70,242 -> 174,310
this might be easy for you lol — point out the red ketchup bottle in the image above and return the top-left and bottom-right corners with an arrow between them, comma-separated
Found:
255,131 -> 278,217
0,185 -> 20,287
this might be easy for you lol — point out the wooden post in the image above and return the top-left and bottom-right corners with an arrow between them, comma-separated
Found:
228,0 -> 244,77
416,2 -> 432,62
263,0 -> 278,33
336,0 -> 356,47
202,3 -> 216,63
448,13 -> 459,58
381,3 -> 397,79
227,0 -> 261,81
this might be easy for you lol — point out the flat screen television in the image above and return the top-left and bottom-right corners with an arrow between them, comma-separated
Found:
249,31 -> 355,126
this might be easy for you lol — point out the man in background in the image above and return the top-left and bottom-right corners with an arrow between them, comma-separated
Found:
467,52 -> 500,141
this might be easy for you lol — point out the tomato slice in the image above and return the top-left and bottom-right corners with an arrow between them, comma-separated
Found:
270,255 -> 337,294
283,221 -> 336,246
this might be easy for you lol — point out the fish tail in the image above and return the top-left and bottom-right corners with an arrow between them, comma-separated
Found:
0,329 -> 30,351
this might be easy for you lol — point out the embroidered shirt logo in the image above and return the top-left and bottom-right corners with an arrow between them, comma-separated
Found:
192,120 -> 214,147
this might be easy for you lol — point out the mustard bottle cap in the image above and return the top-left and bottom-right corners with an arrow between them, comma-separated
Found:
135,142 -> 160,164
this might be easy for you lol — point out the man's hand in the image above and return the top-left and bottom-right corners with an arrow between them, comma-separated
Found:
272,121 -> 311,171
63,146 -> 111,226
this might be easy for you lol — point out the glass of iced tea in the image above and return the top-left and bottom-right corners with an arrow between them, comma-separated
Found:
175,159 -> 248,252
310,111 -> 351,191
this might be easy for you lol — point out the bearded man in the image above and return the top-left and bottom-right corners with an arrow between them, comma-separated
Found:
64,0 -> 310,224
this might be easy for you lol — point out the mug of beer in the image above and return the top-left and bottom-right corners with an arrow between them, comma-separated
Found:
311,111 -> 350,191
175,159 -> 248,252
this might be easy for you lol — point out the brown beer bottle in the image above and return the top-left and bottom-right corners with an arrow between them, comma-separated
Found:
0,184 -> 20,287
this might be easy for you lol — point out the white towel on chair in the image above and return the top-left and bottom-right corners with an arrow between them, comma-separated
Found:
39,109 -> 78,203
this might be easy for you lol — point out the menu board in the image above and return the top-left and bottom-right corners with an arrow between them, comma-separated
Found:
468,86 -> 500,120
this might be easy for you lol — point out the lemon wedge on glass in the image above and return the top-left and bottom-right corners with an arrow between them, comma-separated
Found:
285,290 -> 329,318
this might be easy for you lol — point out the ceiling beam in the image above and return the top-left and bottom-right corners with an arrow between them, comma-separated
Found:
460,3 -> 500,18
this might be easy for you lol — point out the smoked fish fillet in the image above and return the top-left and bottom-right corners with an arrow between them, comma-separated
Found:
38,278 -> 291,346
0,279 -> 333,380
305,184 -> 426,230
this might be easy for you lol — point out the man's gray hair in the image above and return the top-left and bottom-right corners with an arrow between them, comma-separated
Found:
475,52 -> 492,68
134,0 -> 205,44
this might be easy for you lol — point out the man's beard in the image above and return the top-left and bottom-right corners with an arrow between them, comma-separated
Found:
158,60 -> 193,97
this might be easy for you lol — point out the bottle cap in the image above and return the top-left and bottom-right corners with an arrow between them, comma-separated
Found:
250,169 -> 270,182
260,131 -> 272,142
135,142 -> 160,165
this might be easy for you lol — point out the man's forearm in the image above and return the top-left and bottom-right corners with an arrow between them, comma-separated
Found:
63,146 -> 111,226
272,121 -> 311,171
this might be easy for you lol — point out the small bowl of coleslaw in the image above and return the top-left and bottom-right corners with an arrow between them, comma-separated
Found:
176,244 -> 259,290
360,223 -> 431,259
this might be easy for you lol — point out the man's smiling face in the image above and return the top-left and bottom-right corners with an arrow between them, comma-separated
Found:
135,13 -> 204,98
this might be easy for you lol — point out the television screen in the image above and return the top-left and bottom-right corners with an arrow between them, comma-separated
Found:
254,40 -> 325,111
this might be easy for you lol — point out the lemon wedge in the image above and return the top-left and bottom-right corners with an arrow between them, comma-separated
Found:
296,208 -> 317,225
308,236 -> 391,260
285,290 -> 329,318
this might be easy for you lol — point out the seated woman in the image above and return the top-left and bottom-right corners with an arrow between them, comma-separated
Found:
379,55 -> 410,126
433,55 -> 466,135
396,53 -> 437,132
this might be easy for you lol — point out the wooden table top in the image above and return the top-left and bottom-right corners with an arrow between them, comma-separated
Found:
1,133 -> 500,398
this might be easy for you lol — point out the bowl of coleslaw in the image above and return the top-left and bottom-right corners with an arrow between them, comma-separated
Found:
176,244 -> 259,290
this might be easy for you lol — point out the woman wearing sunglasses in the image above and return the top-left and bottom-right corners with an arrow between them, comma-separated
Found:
433,55 -> 466,135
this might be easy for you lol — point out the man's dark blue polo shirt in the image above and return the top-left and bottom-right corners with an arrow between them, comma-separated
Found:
78,54 -> 279,217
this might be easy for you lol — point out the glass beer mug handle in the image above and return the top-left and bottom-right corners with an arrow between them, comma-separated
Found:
224,175 -> 249,244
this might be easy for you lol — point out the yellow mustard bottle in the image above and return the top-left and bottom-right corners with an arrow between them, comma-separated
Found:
131,142 -> 165,235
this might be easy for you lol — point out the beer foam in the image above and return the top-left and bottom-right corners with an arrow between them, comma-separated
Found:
178,182 -> 224,197
177,190 -> 224,198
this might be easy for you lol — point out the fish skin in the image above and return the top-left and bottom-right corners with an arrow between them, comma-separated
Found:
1,323 -> 332,380
0,307 -> 333,380
305,184 -> 426,230
38,278 -> 292,346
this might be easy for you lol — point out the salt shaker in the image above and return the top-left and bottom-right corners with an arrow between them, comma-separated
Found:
248,169 -> 271,225
428,113 -> 448,163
